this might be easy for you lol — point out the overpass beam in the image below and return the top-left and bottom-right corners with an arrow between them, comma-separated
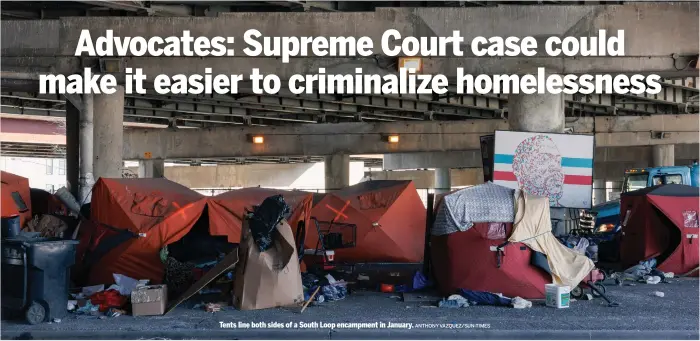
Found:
93,86 -> 125,180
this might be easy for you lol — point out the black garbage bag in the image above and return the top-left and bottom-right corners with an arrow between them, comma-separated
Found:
248,195 -> 291,252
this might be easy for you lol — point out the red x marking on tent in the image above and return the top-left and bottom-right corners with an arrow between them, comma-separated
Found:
326,200 -> 350,221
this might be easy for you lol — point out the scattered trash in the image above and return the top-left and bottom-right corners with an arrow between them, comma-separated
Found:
380,284 -> 394,293
420,305 -> 437,308
67,300 -> 78,311
625,283 -> 636,287
81,284 -> 105,297
460,289 -> 512,307
389,295 -> 401,299
106,308 -> 125,317
511,297 -> 532,309
582,294 -> 594,301
664,272 -> 675,278
438,294 -> 469,308
321,283 -> 348,301
653,291 -> 665,298
112,273 -> 143,296
645,276 -> 661,285
325,274 -> 337,284
205,303 -> 222,313
52,318 -> 61,323
405,306 -> 411,309
357,275 -> 370,281
90,289 -> 127,312
75,301 -> 100,315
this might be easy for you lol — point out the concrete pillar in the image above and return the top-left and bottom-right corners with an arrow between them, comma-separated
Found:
65,100 -> 80,199
138,159 -> 165,178
593,179 -> 606,205
93,86 -> 125,180
652,145 -> 675,167
508,85 -> 567,235
434,168 -> 451,194
608,180 -> 624,201
79,94 -> 94,203
508,92 -> 565,133
324,154 -> 350,190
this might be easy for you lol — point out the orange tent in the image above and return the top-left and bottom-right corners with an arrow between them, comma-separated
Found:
1,171 -> 32,228
86,178 -> 209,285
208,187 -> 313,245
306,180 -> 426,263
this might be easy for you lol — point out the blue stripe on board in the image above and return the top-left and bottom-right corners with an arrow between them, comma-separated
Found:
494,154 -> 592,168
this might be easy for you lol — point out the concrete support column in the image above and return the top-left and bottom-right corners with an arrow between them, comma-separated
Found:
508,85 -> 567,235
78,94 -> 94,203
652,144 -> 675,167
65,100 -> 80,199
434,168 -> 451,195
324,154 -> 350,190
593,179 -> 606,205
138,159 -> 165,178
508,92 -> 565,133
93,86 -> 125,180
608,180 -> 624,201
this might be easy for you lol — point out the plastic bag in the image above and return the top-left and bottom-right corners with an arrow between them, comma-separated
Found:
248,195 -> 291,252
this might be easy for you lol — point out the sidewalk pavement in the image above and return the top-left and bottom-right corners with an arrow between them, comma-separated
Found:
2,278 -> 698,340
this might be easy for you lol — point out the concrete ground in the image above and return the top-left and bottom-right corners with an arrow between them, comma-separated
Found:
2,278 -> 698,340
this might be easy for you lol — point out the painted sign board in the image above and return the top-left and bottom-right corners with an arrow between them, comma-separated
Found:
493,130 -> 594,209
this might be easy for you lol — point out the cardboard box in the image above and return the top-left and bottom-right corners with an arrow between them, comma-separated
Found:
131,285 -> 167,316
233,218 -> 304,310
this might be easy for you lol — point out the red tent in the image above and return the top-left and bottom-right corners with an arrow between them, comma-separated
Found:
619,184 -> 700,275
1,171 -> 32,228
431,222 -> 551,299
84,178 -> 209,285
207,187 -> 313,245
306,180 -> 426,263
430,186 -> 552,299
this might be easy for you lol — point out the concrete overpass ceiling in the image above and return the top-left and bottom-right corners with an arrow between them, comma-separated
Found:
0,140 -> 385,167
1,1 -> 629,19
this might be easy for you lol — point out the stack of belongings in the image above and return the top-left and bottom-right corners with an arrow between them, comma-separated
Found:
233,195 -> 304,310
431,182 -> 594,299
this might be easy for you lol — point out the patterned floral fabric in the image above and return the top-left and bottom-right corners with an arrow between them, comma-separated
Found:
432,183 -> 516,236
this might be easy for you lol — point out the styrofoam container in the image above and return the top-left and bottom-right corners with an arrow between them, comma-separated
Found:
545,284 -> 570,308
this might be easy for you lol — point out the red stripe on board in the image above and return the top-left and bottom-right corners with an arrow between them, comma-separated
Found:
564,175 -> 592,185
493,171 -> 517,181
493,171 -> 591,185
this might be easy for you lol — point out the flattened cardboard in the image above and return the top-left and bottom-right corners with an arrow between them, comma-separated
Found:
166,250 -> 239,314
132,285 -> 167,316
233,218 -> 304,310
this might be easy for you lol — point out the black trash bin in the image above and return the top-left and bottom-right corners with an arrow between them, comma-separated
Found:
1,238 -> 79,324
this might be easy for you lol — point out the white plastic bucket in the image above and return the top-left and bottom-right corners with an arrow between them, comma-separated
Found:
545,284 -> 570,308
